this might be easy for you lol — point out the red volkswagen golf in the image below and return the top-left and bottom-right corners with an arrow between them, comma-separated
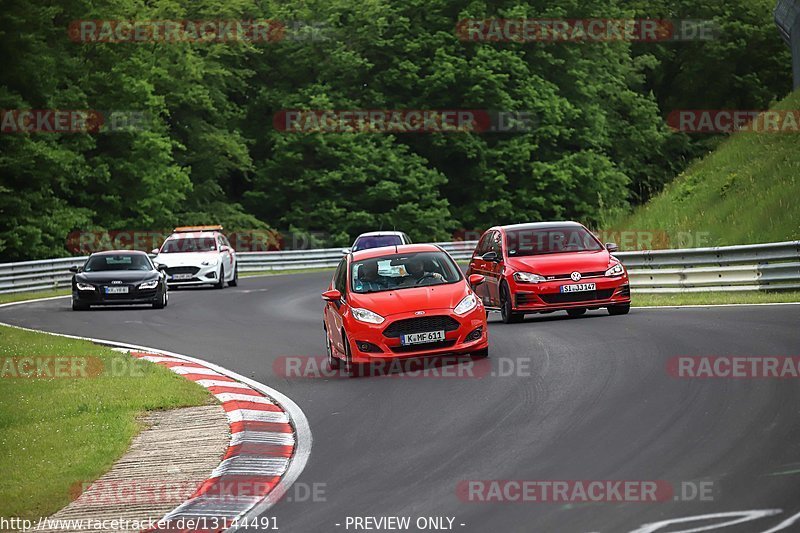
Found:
322,244 -> 489,376
467,222 -> 631,323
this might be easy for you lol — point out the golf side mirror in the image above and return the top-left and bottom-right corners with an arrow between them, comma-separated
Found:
605,242 -> 619,253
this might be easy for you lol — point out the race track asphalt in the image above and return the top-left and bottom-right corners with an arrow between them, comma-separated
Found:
2,271 -> 799,533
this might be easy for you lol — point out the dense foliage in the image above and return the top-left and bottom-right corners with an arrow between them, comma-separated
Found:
0,0 -> 791,260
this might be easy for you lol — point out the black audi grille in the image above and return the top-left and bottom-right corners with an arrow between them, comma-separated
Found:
390,340 -> 457,353
165,266 -> 200,276
383,316 -> 461,338
539,289 -> 615,304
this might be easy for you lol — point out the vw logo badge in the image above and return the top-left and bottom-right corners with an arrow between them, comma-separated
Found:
570,271 -> 582,282
415,311 -> 426,315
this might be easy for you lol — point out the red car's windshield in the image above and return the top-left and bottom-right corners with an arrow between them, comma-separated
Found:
505,227 -> 604,257
351,251 -> 461,293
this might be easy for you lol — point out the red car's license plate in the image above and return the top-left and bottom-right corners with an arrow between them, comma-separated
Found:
401,330 -> 445,345
560,283 -> 596,293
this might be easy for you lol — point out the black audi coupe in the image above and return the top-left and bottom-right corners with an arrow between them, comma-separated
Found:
70,250 -> 168,310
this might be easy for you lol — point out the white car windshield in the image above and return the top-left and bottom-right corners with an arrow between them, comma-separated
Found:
160,237 -> 217,253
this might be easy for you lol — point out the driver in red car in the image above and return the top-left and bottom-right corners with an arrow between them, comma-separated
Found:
404,257 -> 445,285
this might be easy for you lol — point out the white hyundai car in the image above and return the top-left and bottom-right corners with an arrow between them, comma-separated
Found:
152,226 -> 238,288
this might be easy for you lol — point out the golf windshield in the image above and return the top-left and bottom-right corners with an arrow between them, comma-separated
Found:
505,227 -> 604,256
351,251 -> 461,293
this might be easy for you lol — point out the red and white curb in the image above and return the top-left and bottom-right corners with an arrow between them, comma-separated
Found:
0,310 -> 311,533
117,349 -> 298,530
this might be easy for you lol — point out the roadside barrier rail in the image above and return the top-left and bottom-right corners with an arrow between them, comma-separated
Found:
1,240 -> 798,294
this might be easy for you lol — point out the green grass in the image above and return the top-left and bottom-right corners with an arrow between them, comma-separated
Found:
632,291 -> 800,307
0,289 -> 70,305
605,90 -> 800,249
0,326 -> 212,520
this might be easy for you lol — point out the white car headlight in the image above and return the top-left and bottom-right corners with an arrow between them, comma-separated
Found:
139,280 -> 159,289
76,282 -> 95,291
454,293 -> 478,315
351,307 -> 385,324
605,263 -> 625,277
513,272 -> 546,283
201,258 -> 219,266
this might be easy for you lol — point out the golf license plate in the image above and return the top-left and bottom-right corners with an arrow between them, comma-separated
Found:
171,273 -> 192,280
560,283 -> 596,293
401,330 -> 445,345
104,286 -> 129,294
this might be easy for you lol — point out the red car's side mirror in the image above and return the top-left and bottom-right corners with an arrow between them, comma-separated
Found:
468,274 -> 485,286
321,289 -> 342,301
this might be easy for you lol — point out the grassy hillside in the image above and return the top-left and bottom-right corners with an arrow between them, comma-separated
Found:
605,90 -> 800,249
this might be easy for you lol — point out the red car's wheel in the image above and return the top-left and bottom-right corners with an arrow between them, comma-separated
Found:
325,330 -> 340,370
608,303 -> 631,316
471,346 -> 489,358
342,331 -> 360,378
500,283 -> 523,324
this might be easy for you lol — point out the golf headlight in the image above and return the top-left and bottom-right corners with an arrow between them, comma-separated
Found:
605,263 -> 625,277
454,293 -> 478,315
351,307 -> 385,324
201,258 -> 218,266
139,280 -> 159,289
76,282 -> 95,291
513,272 -> 546,283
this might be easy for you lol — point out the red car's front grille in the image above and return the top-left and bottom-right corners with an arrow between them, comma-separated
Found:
383,316 -> 461,338
545,270 -> 606,281
538,289 -> 615,304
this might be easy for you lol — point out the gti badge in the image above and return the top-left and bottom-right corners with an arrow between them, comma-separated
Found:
570,271 -> 582,282
415,311 -> 426,315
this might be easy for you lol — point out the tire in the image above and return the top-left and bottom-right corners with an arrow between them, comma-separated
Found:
152,290 -> 167,309
215,267 -> 225,289
343,331 -> 360,378
500,283 -> 523,324
470,346 -> 489,359
567,308 -> 587,317
608,303 -> 631,316
72,299 -> 89,311
326,330 -> 340,370
228,264 -> 238,287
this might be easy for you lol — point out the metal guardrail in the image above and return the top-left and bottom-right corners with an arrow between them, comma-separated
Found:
1,240 -> 798,295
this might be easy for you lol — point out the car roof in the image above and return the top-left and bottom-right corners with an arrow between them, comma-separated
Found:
167,231 -> 220,238
351,243 -> 440,261
90,250 -> 150,256
494,221 -> 584,232
355,231 -> 405,238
